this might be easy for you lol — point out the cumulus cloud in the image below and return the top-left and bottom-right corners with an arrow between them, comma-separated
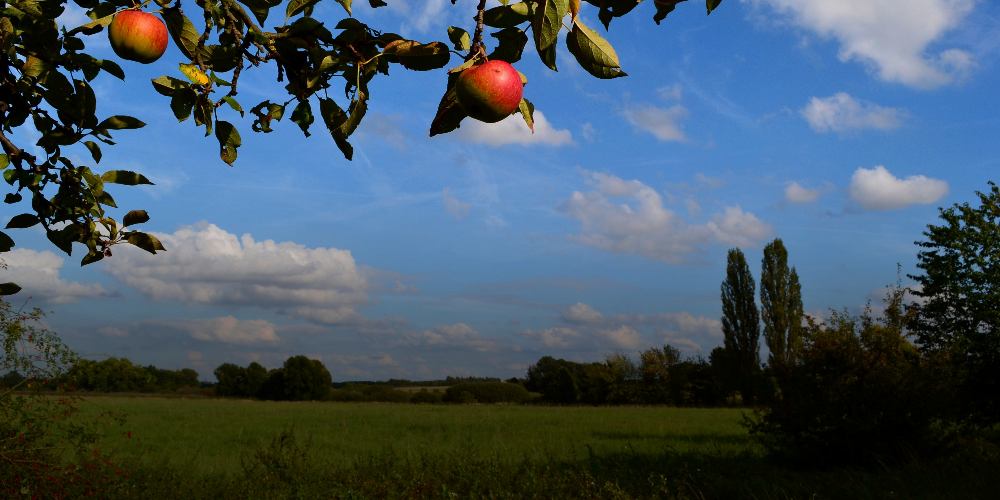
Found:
104,222 -> 369,325
848,166 -> 949,210
746,0 -> 977,88
560,302 -> 604,324
520,304 -> 720,352
455,111 -> 573,147
801,93 -> 909,133
623,104 -> 689,142
399,323 -> 501,352
561,171 -> 772,263
1,249 -> 108,303
784,181 -> 824,203
442,187 -> 471,219
149,316 -> 281,345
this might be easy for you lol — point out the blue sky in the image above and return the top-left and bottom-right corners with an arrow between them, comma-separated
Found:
3,0 -> 999,380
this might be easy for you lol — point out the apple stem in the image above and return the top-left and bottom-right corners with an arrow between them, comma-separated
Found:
468,0 -> 488,61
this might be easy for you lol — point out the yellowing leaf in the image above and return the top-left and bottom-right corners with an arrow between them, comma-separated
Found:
179,63 -> 210,85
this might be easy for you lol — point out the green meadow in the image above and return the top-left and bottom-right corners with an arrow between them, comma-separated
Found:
81,396 -> 750,473
63,396 -> 1000,500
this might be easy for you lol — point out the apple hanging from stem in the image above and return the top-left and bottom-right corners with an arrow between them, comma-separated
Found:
455,60 -> 524,123
108,11 -> 169,64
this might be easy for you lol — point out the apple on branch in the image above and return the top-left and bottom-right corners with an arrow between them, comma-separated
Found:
108,11 -> 169,64
455,60 -> 524,123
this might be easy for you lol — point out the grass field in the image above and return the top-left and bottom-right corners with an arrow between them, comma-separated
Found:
52,396 -> 1000,499
78,396 -> 752,474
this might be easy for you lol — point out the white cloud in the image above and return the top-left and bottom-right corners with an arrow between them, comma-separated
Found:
456,111 -> 573,147
517,327 -> 583,349
623,104 -> 689,142
400,323 -> 500,352
150,316 -> 281,345
559,171 -> 773,263
1,249 -> 108,303
746,0 -> 977,88
560,302 -> 604,324
598,325 -> 645,350
97,326 -> 129,337
801,93 -> 909,133
104,222 -> 369,325
442,187 -> 471,219
847,166 -> 949,210
520,307 -> 720,352
784,181 -> 824,203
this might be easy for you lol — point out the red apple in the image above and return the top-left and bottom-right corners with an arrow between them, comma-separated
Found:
455,60 -> 524,123
108,11 -> 168,64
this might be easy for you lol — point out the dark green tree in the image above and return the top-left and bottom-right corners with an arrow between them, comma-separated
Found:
282,355 -> 332,401
910,182 -> 1000,426
548,365 -> 579,404
239,361 -> 268,397
214,362 -> 244,397
760,238 -> 804,368
721,247 -> 761,399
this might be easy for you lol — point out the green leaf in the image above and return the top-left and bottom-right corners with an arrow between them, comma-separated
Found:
0,154 -> 8,169
335,0 -> 353,15
286,0 -> 323,21
237,0 -> 282,25
489,27 -> 529,64
151,75 -> 190,96
102,170 -> 154,186
127,231 -> 166,255
518,98 -> 535,132
222,96 -> 244,117
97,59 -> 124,80
0,282 -> 21,296
80,250 -> 104,266
290,100 -> 314,137
383,40 -> 451,71
654,0 -> 685,24
4,193 -> 21,204
0,230 -> 13,252
707,0 -> 723,14
6,214 -> 39,229
47,227 -> 74,255
447,27 -> 471,51
98,115 -> 146,130
66,12 -> 114,36
170,89 -> 199,122
82,140 -> 102,163
368,0 -> 387,7
429,87 -> 467,137
533,0 -> 569,71
161,8 -> 200,59
123,210 -> 150,227
484,1 -> 535,28
566,20 -> 626,79
251,101 -> 286,133
215,121 -> 242,166
342,99 -> 367,136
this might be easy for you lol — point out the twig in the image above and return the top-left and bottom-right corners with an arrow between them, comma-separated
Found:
467,0 -> 488,61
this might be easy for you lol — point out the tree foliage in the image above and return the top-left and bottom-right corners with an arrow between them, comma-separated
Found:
910,181 -> 1000,427
746,285 -> 955,466
760,238 -> 803,368
720,247 -> 760,399
0,0 -> 727,280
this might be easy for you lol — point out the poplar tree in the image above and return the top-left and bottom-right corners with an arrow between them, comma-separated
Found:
721,247 -> 761,395
760,238 -> 804,368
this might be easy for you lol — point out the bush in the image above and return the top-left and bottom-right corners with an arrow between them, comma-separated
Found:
442,382 -> 531,404
325,384 -> 412,403
745,286 -> 955,466
409,388 -> 443,404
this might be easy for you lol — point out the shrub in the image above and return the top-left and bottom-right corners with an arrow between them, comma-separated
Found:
409,388 -> 443,404
745,286 -> 955,466
326,384 -> 412,403
442,382 -> 530,404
